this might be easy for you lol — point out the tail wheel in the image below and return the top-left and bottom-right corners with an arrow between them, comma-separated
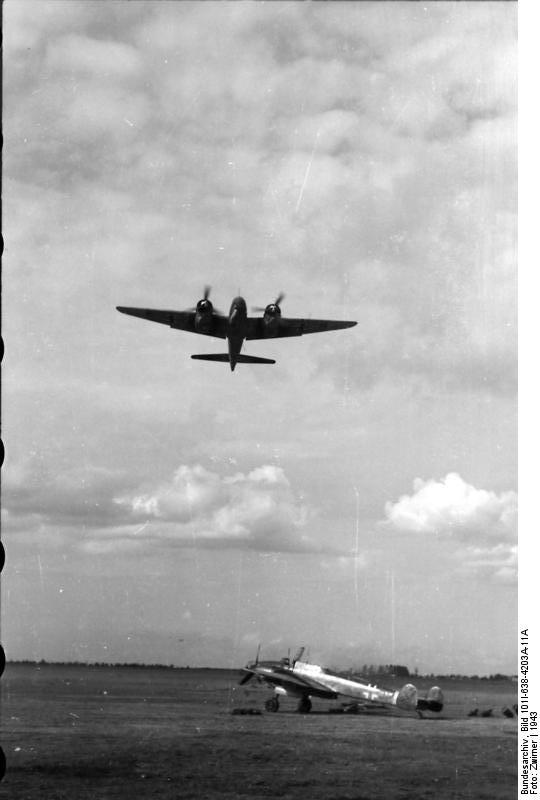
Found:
265,697 -> 279,713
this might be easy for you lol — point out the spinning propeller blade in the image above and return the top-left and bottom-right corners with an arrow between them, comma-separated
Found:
238,643 -> 261,685
189,286 -> 222,314
252,293 -> 285,313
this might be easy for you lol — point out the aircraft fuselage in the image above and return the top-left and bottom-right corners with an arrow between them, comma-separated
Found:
293,661 -> 396,704
227,296 -> 248,370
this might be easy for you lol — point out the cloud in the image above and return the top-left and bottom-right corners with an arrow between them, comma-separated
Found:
4,1 -> 95,57
2,457 -> 130,529
2,459 -> 323,556
123,464 -> 226,522
379,475 -> 518,585
458,543 -> 517,585
104,464 -> 316,554
45,34 -> 144,80
383,473 -> 516,543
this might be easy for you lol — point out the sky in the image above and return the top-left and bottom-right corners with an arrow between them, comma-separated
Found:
2,1 -> 517,676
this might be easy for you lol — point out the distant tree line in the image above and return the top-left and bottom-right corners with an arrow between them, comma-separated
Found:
8,659 -> 194,670
6,660 -> 517,681
356,664 -> 411,678
340,664 -> 516,681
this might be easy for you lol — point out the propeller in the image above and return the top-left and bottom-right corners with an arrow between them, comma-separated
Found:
239,643 -> 261,685
189,285 -> 222,315
252,293 -> 285,313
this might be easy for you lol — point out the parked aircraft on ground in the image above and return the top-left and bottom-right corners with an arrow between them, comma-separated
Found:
117,287 -> 357,371
239,647 -> 444,717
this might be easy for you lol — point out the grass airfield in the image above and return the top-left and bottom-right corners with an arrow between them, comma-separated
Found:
1,663 -> 517,799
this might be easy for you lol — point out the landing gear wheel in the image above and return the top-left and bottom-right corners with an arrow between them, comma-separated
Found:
265,697 -> 280,713
297,696 -> 312,713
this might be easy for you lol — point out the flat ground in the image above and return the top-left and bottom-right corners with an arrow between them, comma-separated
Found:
1,664 -> 517,799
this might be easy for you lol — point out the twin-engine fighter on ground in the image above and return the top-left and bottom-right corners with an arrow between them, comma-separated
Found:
239,647 -> 444,717
117,288 -> 357,371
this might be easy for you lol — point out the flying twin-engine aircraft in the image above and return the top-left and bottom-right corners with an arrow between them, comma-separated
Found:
117,287 -> 357,371
239,648 -> 444,717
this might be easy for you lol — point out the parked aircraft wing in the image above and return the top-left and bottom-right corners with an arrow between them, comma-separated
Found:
245,317 -> 357,340
263,671 -> 338,699
240,666 -> 338,699
116,306 -> 227,338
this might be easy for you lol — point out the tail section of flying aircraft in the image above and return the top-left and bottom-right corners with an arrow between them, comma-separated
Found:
191,354 -> 276,365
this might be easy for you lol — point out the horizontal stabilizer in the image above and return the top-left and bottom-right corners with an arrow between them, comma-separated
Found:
191,354 -> 276,365
191,354 -> 230,362
235,354 -> 276,365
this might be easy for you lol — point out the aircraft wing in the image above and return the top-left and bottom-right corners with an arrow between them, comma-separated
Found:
116,306 -> 227,339
245,317 -> 357,340
245,667 -> 338,699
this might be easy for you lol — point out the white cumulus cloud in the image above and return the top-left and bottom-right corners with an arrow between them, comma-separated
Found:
383,472 -> 517,543
112,463 -> 313,553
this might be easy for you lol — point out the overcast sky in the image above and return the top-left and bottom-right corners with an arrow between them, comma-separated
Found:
2,1 -> 517,675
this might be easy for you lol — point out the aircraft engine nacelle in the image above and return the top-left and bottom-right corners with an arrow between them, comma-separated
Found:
263,303 -> 281,332
195,298 -> 214,333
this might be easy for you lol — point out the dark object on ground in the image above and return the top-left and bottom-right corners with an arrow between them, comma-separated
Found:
480,709 -> 493,718
502,707 -> 514,718
468,708 -> 479,717
230,707 -> 262,715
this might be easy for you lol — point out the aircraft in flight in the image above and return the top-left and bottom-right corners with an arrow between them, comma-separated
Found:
239,647 -> 444,717
117,287 -> 357,371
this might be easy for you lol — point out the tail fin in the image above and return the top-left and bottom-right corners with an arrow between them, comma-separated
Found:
394,683 -> 418,711
417,686 -> 444,713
